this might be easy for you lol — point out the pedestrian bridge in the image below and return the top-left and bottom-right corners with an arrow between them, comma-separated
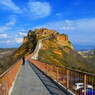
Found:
0,38 -> 95,95
0,55 -> 95,95
11,60 -> 70,95
0,57 -> 73,95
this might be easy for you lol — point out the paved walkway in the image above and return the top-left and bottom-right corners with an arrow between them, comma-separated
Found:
11,60 -> 67,95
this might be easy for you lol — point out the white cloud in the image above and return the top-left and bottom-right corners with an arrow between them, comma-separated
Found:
55,13 -> 63,19
15,35 -> 18,37
32,18 -> 95,45
0,34 -> 8,39
27,1 -> 51,19
0,41 -> 5,43
6,20 -> 16,26
0,0 -> 51,19
0,15 -> 16,32
0,40 -> 14,45
6,15 -> 17,26
61,26 -> 75,30
0,0 -> 22,13
15,38 -> 23,43
64,20 -> 73,25
19,32 -> 27,37
33,20 -> 76,31
0,26 -> 11,32
6,40 -> 11,43
33,18 -> 95,33
21,29 -> 26,32
0,37 -> 23,45
75,18 -> 95,31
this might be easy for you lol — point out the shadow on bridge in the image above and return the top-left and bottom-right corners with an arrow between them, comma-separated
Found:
28,60 -> 73,95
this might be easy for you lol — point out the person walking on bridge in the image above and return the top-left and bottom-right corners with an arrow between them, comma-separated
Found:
22,56 -> 25,65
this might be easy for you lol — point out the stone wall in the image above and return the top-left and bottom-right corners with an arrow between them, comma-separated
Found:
35,28 -> 57,37
55,34 -> 68,42
23,28 -> 68,44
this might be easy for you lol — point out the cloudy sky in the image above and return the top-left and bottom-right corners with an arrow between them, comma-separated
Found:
0,0 -> 95,49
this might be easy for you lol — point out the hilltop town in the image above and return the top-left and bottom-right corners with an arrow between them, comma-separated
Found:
23,28 -> 73,50
0,28 -> 95,75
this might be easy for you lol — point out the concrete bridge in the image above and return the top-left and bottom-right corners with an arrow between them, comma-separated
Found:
0,38 -> 95,95
11,59 -> 72,95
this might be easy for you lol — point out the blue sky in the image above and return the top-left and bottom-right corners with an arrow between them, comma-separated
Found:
0,0 -> 95,49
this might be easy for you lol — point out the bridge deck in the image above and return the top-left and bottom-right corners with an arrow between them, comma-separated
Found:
11,60 -> 67,95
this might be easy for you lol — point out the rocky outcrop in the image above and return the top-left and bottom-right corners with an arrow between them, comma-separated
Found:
14,28 -> 95,73
23,37 -> 28,43
23,28 -> 74,53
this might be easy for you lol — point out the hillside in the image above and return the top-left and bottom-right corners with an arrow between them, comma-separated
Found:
77,49 -> 95,58
0,48 -> 16,59
13,30 -> 37,59
38,37 -> 95,73
14,28 -> 95,73
0,48 -> 17,74
14,28 -> 73,58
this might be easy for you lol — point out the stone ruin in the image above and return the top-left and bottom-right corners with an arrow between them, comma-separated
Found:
23,28 -> 68,43
35,28 -> 57,37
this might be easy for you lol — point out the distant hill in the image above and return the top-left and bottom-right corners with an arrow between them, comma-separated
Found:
77,49 -> 95,58
0,48 -> 16,59
0,48 -> 18,74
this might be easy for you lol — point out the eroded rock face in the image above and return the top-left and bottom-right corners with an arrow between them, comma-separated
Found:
23,28 -> 74,50
23,37 -> 28,43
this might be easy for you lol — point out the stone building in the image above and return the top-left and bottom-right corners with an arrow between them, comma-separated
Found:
35,28 -> 57,37
23,28 -> 68,43
55,34 -> 68,42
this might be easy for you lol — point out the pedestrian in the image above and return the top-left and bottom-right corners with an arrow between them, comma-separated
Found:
22,56 -> 25,65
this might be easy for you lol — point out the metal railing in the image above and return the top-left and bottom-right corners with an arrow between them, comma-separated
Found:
0,60 -> 22,95
29,58 -> 95,95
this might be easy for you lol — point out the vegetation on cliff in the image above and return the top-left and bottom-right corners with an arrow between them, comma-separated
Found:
0,30 -> 37,74
38,38 -> 95,73
0,48 -> 16,59
0,48 -> 17,74
12,28 -> 95,73
0,28 -> 95,75
13,30 -> 37,59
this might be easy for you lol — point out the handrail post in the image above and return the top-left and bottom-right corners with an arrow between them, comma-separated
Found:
42,63 -> 44,72
66,69 -> 69,89
46,63 -> 48,74
84,74 -> 86,95
57,67 -> 59,82
50,65 -> 52,77
0,60 -> 22,95
0,84 -> 2,94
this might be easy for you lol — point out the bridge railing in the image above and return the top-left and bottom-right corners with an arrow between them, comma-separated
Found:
0,59 -> 22,95
29,59 -> 95,95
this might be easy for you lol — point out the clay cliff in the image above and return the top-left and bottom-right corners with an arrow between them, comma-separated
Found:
23,28 -> 74,50
14,28 -> 95,73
